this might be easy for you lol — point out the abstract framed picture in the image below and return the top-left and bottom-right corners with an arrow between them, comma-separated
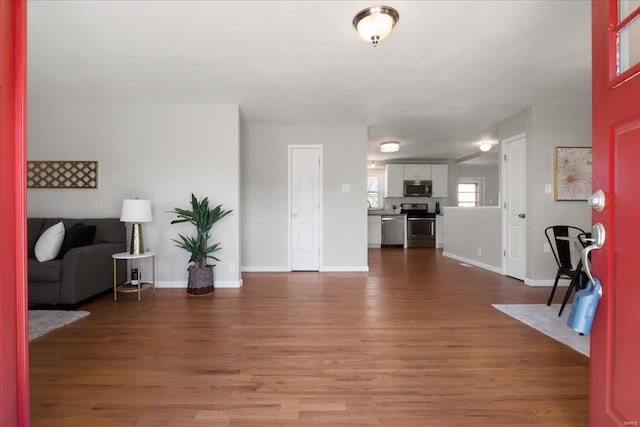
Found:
554,147 -> 592,201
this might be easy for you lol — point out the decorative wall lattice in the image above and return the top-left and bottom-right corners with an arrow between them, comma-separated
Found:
27,161 -> 99,189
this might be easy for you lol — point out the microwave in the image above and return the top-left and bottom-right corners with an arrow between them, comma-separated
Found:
403,180 -> 432,197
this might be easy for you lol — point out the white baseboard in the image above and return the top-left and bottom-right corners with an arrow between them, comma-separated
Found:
320,266 -> 369,272
241,266 -> 289,272
213,280 -> 243,288
155,281 -> 184,288
423,251 -> 573,288
442,252 -> 503,274
241,266 -> 369,272
155,279 -> 243,289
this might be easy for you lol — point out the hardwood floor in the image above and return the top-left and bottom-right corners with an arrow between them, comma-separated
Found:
29,249 -> 589,426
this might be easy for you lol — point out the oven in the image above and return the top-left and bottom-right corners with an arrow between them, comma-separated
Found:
401,203 -> 436,248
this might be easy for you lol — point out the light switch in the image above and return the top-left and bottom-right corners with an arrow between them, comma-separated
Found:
342,184 -> 351,192
545,184 -> 552,194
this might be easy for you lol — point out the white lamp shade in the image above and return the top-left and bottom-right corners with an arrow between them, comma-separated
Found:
353,6 -> 399,45
120,199 -> 152,223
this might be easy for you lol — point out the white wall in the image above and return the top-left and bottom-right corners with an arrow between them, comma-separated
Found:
497,103 -> 592,284
528,103 -> 592,282
458,164 -> 500,206
241,125 -> 368,271
442,207 -> 502,272
27,103 -> 242,287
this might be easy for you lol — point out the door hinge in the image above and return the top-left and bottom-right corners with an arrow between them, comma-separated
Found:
503,202 -> 507,209
503,250 -> 506,256
504,154 -> 507,161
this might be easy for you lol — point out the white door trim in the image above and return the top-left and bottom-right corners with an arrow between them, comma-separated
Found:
501,133 -> 526,279
288,145 -> 323,271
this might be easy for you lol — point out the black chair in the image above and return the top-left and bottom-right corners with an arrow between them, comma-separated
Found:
558,232 -> 592,316
545,225 -> 586,307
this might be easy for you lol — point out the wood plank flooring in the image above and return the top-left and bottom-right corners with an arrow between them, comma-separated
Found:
29,249 -> 589,426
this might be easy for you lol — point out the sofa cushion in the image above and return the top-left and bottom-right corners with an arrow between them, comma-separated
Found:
27,218 -> 47,258
34,221 -> 65,262
28,258 -> 63,282
42,218 -> 125,245
57,223 -> 97,259
84,218 -> 125,244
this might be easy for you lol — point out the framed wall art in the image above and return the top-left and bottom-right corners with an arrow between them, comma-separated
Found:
554,147 -> 592,201
27,161 -> 99,189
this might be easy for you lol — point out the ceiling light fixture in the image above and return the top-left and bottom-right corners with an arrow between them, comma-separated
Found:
368,160 -> 376,168
380,141 -> 400,153
479,142 -> 493,152
353,6 -> 399,47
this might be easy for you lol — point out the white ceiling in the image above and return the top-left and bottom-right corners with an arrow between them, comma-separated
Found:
27,0 -> 592,163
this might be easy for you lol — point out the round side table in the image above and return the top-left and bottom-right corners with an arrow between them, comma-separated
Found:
112,251 -> 156,301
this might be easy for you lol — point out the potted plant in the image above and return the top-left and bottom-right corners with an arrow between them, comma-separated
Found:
169,194 -> 232,295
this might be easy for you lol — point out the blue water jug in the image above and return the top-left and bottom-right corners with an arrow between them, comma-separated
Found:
567,278 -> 601,335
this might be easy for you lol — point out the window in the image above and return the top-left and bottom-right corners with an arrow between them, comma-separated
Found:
367,168 -> 385,208
616,1 -> 640,76
458,179 -> 482,207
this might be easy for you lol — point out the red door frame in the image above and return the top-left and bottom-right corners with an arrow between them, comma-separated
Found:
591,0 -> 640,425
0,0 -> 29,426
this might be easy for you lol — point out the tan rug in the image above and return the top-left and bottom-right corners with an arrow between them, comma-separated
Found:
28,310 -> 89,341
492,304 -> 589,357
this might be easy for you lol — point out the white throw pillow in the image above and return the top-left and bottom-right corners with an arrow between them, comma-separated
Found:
34,221 -> 65,262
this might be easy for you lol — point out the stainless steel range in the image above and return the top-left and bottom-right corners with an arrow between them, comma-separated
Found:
401,203 -> 436,248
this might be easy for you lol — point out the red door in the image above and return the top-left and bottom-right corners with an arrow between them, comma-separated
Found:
0,0 -> 29,426
590,1 -> 640,425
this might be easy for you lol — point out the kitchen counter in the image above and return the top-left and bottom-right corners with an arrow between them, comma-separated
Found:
368,210 -> 405,216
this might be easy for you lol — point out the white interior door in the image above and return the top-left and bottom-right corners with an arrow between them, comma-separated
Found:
502,135 -> 526,280
290,147 -> 321,271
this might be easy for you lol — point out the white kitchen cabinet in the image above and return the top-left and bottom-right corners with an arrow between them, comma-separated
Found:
367,215 -> 382,248
403,164 -> 432,181
384,164 -> 403,197
431,164 -> 448,197
436,215 -> 444,248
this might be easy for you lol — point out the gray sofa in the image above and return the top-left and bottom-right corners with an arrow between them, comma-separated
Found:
28,218 -> 127,305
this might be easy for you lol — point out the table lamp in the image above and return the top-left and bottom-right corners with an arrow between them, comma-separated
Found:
120,199 -> 152,255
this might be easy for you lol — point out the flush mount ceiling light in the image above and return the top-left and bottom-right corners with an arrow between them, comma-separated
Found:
353,6 -> 399,47
380,141 -> 400,153
479,142 -> 493,152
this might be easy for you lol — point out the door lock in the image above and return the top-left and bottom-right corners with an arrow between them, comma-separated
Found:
567,222 -> 606,335
582,222 -> 605,286
588,189 -> 606,212
518,213 -> 526,219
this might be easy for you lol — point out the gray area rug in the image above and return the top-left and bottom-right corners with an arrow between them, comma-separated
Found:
28,310 -> 90,341
492,304 -> 589,357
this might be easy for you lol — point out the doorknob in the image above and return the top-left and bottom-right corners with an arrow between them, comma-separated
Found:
292,213 -> 298,218
588,189 -> 605,211
518,213 -> 526,218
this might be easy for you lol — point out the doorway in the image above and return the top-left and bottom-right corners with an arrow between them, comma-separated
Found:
288,146 -> 322,271
501,133 -> 527,280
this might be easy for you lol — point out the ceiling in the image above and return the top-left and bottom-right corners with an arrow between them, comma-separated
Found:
27,1 -> 592,163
